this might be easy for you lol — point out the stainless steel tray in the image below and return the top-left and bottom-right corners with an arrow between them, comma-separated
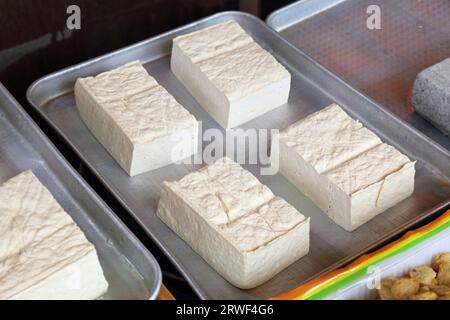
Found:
267,0 -> 450,151
27,12 -> 450,299
0,84 -> 161,300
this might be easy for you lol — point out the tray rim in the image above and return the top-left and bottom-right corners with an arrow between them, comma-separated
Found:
26,10 -> 450,299
266,0 -> 346,32
2,83 -> 162,300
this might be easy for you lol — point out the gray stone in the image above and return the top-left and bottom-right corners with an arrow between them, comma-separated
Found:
412,58 -> 450,136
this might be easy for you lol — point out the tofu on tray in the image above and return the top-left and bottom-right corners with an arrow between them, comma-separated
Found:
75,61 -> 199,176
272,104 -> 416,232
157,157 -> 310,289
0,170 -> 108,300
72,19 -> 418,291
171,20 -> 291,129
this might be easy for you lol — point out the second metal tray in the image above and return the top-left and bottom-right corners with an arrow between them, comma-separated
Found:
0,84 -> 161,300
267,0 -> 450,151
27,12 -> 450,299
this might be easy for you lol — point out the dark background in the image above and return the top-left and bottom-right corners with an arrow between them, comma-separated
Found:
0,0 -> 295,299
0,0 -> 294,105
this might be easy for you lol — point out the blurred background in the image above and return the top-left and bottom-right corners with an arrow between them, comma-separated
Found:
0,0 -> 295,299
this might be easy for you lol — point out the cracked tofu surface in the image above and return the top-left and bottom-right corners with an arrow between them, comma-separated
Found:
324,143 -> 411,196
275,103 -> 415,231
75,60 -> 199,176
0,170 -> 108,299
173,21 -> 290,103
166,157 -> 307,252
171,20 -> 291,129
279,103 -> 382,174
157,157 -> 310,288
77,61 -> 197,144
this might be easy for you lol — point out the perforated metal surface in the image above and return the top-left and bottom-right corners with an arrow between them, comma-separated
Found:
270,0 -> 450,150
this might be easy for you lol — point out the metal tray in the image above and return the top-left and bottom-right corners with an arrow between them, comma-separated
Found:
0,83 -> 161,300
267,0 -> 450,151
27,12 -> 450,299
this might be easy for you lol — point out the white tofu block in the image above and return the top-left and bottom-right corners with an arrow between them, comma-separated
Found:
157,157 -> 309,289
75,60 -> 199,176
0,170 -> 108,300
171,20 -> 291,129
272,104 -> 416,232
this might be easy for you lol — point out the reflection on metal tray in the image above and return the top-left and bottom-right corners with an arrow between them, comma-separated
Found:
0,84 -> 161,300
27,12 -> 450,299
267,0 -> 450,151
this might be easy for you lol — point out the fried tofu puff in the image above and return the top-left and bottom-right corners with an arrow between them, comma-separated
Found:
391,278 -> 420,300
409,266 -> 437,286
437,262 -> 450,286
433,253 -> 450,271
410,291 -> 438,300
430,285 -> 450,296
377,252 -> 450,300
377,277 -> 397,300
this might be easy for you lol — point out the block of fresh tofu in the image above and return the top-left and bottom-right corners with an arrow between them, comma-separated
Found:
75,60 -> 199,176
0,170 -> 108,300
412,57 -> 450,136
157,157 -> 309,289
171,20 -> 291,129
272,104 -> 416,232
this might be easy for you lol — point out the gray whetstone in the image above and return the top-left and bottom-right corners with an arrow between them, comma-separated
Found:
412,58 -> 450,136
